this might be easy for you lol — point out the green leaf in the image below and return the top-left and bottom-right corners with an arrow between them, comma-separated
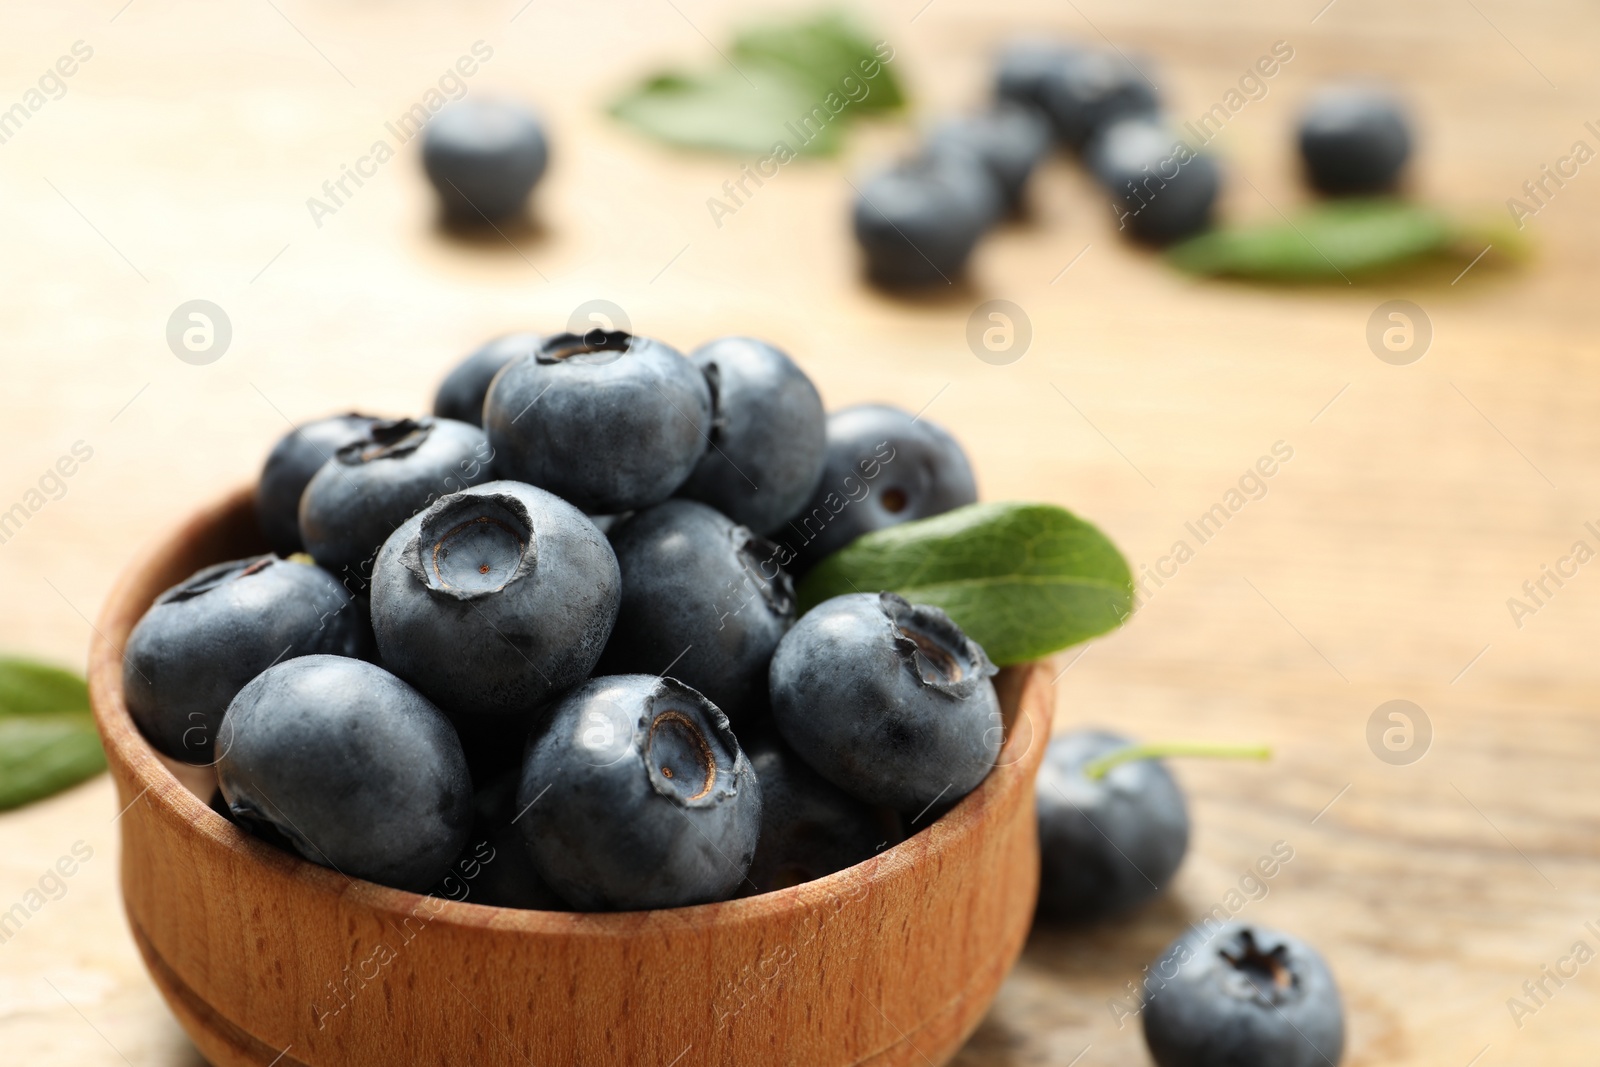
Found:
609,10 -> 903,157
797,503 -> 1133,666
0,657 -> 105,811
1167,199 -> 1519,281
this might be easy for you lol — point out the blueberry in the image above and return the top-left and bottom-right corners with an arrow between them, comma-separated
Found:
1035,729 -> 1189,923
597,500 -> 793,723
421,99 -> 549,222
676,337 -> 827,535
369,480 -> 620,722
1088,117 -> 1220,245
216,655 -> 472,892
1143,922 -> 1346,1067
926,104 -> 1053,211
852,153 -> 1002,288
515,675 -> 761,910
743,731 -> 902,893
483,331 -> 712,514
1298,84 -> 1412,196
298,416 -> 492,589
995,39 -> 1084,117
451,825 -> 569,910
768,592 -> 1001,812
433,333 -> 541,426
781,404 -> 977,573
1038,48 -> 1160,150
124,556 -> 367,764
256,413 -> 380,556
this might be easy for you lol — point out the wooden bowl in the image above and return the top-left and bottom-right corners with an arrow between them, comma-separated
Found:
88,487 -> 1054,1067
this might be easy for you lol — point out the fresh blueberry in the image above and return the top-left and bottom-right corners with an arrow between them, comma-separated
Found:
216,655 -> 473,892
1298,84 -> 1412,196
515,675 -> 762,910
421,99 -> 549,222
1035,729 -> 1189,923
1088,117 -> 1220,245
781,404 -> 977,573
743,731 -> 902,893
852,153 -> 1002,288
676,337 -> 827,535
450,825 -> 569,910
768,592 -> 1001,812
597,500 -> 793,723
1143,922 -> 1346,1067
298,416 -> 493,589
482,331 -> 712,515
124,556 -> 367,764
926,104 -> 1053,211
433,333 -> 541,426
994,39 -> 1084,117
1038,48 -> 1160,150
369,480 -> 620,722
256,413 -> 380,556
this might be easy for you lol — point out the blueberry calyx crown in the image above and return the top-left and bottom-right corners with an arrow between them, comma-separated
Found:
1218,927 -> 1300,1007
536,329 -> 634,366
158,555 -> 275,604
403,491 -> 537,600
644,677 -> 742,809
879,592 -> 996,693
734,528 -> 795,618
337,417 -> 434,466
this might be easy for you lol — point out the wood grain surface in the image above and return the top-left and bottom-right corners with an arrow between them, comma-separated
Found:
2,0 -> 1598,1064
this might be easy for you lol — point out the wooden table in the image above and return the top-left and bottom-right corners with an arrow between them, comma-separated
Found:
3,0 -> 1597,1063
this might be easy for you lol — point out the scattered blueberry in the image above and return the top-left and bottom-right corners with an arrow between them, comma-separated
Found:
1089,117 -> 1220,245
369,480 -> 618,723
994,38 -> 1084,117
852,153 -> 1002,288
598,500 -> 793,723
256,412 -> 380,556
298,416 -> 493,588
782,404 -> 977,572
433,333 -> 541,426
482,331 -> 712,515
1034,728 -> 1190,923
926,104 -> 1053,212
1143,922 -> 1346,1067
124,556 -> 367,765
216,655 -> 473,892
677,337 -> 827,536
515,675 -> 762,910
769,592 -> 1001,812
1038,48 -> 1160,150
1298,84 -> 1412,196
743,731 -> 902,893
422,99 -> 549,223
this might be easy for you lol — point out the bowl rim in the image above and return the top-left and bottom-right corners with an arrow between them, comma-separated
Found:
88,485 -> 1048,936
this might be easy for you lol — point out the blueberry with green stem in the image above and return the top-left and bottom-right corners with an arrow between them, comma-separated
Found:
422,99 -> 549,223
1297,84 -> 1412,196
1143,922 -> 1345,1067
256,413 -> 380,556
433,333 -> 541,426
1035,731 -> 1270,923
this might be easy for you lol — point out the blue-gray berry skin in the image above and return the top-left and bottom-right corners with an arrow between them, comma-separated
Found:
1089,118 -> 1220,245
1298,84 -> 1412,196
422,99 -> 549,222
216,655 -> 473,892
852,153 -> 1002,288
1143,923 -> 1346,1067
369,480 -> 620,722
598,500 -> 794,723
483,331 -> 713,515
256,413 -> 380,556
1035,729 -> 1189,923
124,556 -> 367,765
299,416 -> 493,590
769,593 -> 1001,812
1040,48 -> 1160,150
781,404 -> 977,573
433,333 -> 541,426
515,675 -> 762,911
743,731 -> 902,894
995,39 -> 1084,117
926,105 -> 1052,211
677,337 -> 827,535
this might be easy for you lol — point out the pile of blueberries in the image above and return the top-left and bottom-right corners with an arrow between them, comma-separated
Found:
123,330 -> 1005,915
853,36 -> 1413,287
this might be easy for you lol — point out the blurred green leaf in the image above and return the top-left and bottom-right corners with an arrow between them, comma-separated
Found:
0,657 -> 105,811
797,503 -> 1133,666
